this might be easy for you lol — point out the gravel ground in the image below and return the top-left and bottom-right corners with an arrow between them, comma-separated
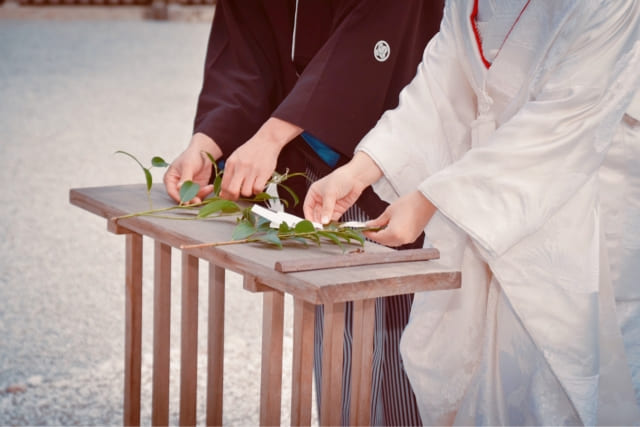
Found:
0,11 -> 313,426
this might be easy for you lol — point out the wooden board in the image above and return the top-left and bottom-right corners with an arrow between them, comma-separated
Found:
275,248 -> 440,272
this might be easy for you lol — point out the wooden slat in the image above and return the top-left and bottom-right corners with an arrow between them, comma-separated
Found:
260,291 -> 285,426
152,242 -> 171,426
108,218 -> 133,235
349,299 -> 376,426
206,264 -> 225,426
243,274 -> 273,293
275,248 -> 440,273
320,302 -> 346,426
124,233 -> 143,427
290,298 -> 315,426
179,253 -> 199,426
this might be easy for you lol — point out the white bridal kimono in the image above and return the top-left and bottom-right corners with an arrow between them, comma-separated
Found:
356,0 -> 640,425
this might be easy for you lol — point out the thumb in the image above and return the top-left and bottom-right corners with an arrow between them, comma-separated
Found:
164,163 -> 192,203
366,211 -> 390,230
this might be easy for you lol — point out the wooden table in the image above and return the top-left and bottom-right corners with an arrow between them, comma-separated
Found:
69,184 -> 460,426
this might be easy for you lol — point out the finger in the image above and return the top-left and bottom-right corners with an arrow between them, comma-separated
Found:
363,228 -> 395,246
197,184 -> 214,201
240,173 -> 258,198
302,193 -> 316,221
320,192 -> 337,225
363,221 -> 395,246
164,166 -> 184,203
304,193 -> 324,223
220,164 -> 241,200
365,211 -> 390,229
254,170 -> 274,196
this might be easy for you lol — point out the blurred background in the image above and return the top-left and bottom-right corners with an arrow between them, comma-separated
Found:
0,3 -> 306,425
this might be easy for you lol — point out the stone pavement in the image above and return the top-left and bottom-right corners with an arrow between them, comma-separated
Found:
0,10 -> 314,426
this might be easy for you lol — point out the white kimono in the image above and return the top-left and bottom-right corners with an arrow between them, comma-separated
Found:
356,0 -> 640,425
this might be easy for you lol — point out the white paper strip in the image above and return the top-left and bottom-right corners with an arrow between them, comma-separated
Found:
250,204 -> 323,229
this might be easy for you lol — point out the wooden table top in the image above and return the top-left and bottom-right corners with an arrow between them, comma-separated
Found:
70,184 -> 460,304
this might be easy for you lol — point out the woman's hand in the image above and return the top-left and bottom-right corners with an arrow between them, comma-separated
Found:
303,151 -> 383,224
364,190 -> 437,247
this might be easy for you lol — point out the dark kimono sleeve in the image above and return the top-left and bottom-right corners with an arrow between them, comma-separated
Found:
193,1 -> 293,157
272,0 -> 444,157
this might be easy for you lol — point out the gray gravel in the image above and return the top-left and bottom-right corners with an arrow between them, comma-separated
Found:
0,15 -> 313,426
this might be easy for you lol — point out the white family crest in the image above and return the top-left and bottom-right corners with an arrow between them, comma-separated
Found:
374,40 -> 390,62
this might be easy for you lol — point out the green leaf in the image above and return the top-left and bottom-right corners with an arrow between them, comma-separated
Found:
115,150 -> 153,191
278,222 -> 291,233
232,221 -> 256,240
294,220 -> 316,233
239,207 -> 254,223
213,175 -> 222,197
256,217 -> 272,230
277,183 -> 299,207
301,233 -> 321,245
151,156 -> 169,168
250,192 -> 273,202
342,229 -> 366,245
179,181 -> 200,204
255,231 -> 283,248
115,150 -> 146,170
289,236 -> 309,246
203,151 -> 216,165
317,231 -> 344,250
144,168 -> 153,192
197,199 -> 239,218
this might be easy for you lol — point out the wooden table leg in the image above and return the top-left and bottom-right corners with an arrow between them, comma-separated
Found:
152,242 -> 171,426
260,291 -> 284,426
290,298 -> 314,426
349,299 -> 375,426
179,253 -> 199,426
320,302 -> 346,426
206,264 -> 225,426
124,233 -> 142,427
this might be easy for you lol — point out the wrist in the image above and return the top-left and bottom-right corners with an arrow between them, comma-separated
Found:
349,151 -> 384,191
413,190 -> 437,223
256,117 -> 303,151
191,132 -> 222,160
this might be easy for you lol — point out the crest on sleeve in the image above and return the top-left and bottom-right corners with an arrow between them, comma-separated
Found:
374,40 -> 391,62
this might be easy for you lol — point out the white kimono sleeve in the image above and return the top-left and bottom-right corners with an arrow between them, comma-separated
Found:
420,2 -> 640,259
355,3 -> 476,204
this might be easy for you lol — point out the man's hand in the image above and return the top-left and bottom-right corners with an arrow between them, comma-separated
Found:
219,117 -> 302,200
364,190 -> 437,247
163,132 -> 222,204
303,151 -> 383,224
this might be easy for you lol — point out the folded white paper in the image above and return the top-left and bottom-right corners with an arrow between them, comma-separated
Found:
250,205 -> 323,229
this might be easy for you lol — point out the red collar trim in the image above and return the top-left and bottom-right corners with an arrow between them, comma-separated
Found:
470,0 -> 532,70
470,0 -> 491,68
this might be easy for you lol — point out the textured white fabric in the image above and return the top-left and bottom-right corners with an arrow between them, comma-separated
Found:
629,91 -> 640,121
356,0 -> 640,425
476,0 -> 529,63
